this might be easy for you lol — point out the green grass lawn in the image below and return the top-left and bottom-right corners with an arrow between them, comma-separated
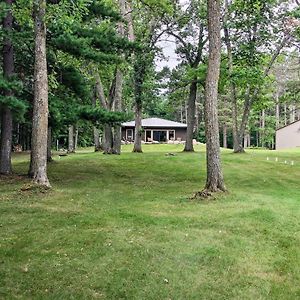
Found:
1,145 -> 300,299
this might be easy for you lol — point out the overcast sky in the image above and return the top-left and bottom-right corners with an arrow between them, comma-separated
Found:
155,0 -> 190,71
155,0 -> 299,71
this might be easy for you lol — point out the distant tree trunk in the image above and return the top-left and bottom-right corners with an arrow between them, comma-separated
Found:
133,58 -> 145,153
223,125 -> 227,148
0,0 -> 14,175
261,109 -> 265,147
224,0 -> 239,153
29,0 -> 50,187
68,125 -> 75,153
92,89 -> 101,152
203,0 -> 225,192
184,80 -> 197,152
94,74 -> 114,154
185,103 -> 188,123
133,100 -> 143,152
284,103 -> 287,125
244,134 -> 248,149
290,104 -> 295,123
235,90 -> 252,153
275,92 -> 280,128
47,126 -> 52,162
112,68 -> 123,155
74,127 -> 78,150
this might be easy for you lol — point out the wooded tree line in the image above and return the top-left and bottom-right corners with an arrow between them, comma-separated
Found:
155,0 -> 300,153
0,0 -> 300,193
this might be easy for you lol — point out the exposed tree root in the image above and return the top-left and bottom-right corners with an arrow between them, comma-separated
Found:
132,150 -> 143,153
21,182 -> 51,193
190,188 -> 227,201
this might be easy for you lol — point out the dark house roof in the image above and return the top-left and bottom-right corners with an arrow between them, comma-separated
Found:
122,118 -> 187,128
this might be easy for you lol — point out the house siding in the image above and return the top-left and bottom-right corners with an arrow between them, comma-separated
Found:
122,126 -> 187,142
276,121 -> 300,150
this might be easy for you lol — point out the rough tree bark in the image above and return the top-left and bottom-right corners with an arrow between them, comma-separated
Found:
261,109 -> 265,147
112,68 -> 123,155
68,125 -> 75,153
47,126 -> 52,162
183,80 -> 197,152
0,0 -> 14,175
29,0 -> 50,187
133,99 -> 143,153
132,59 -> 145,153
223,125 -> 227,148
74,126 -> 78,150
203,0 -> 225,193
275,91 -> 280,128
92,90 -> 101,152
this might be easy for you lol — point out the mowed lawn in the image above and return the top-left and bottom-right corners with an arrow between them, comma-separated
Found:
1,144 -> 300,299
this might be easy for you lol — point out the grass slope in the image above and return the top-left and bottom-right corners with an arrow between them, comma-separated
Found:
1,145 -> 300,299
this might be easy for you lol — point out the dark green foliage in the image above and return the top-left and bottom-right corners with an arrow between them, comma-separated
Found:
59,65 -> 90,100
79,105 -> 132,126
75,26 -> 137,54
0,75 -> 27,120
53,34 -> 122,64
0,95 -> 27,120
88,1 -> 121,21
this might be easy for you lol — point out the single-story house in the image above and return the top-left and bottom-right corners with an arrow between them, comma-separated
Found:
276,120 -> 300,150
121,117 -> 187,143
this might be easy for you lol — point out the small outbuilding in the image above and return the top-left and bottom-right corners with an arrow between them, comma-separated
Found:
276,120 -> 300,150
122,117 -> 187,143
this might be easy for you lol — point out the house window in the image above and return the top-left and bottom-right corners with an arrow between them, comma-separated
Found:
153,131 -> 167,142
168,130 -> 175,141
145,130 -> 152,142
126,129 -> 133,140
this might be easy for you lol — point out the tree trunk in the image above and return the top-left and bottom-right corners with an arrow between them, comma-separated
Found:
223,125 -> 227,148
235,90 -> 252,153
290,104 -> 295,123
47,126 -> 52,162
112,68 -> 123,155
203,0 -> 225,192
0,0 -> 14,175
103,126 -> 113,154
183,80 -> 197,152
275,92 -> 280,128
74,126 -> 78,150
132,55 -> 145,153
224,0 -> 239,153
244,134 -> 248,149
29,0 -> 50,187
92,89 -> 101,152
68,125 -> 75,153
133,101 -> 143,152
284,103 -> 287,126
94,127 -> 101,151
261,109 -> 265,147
